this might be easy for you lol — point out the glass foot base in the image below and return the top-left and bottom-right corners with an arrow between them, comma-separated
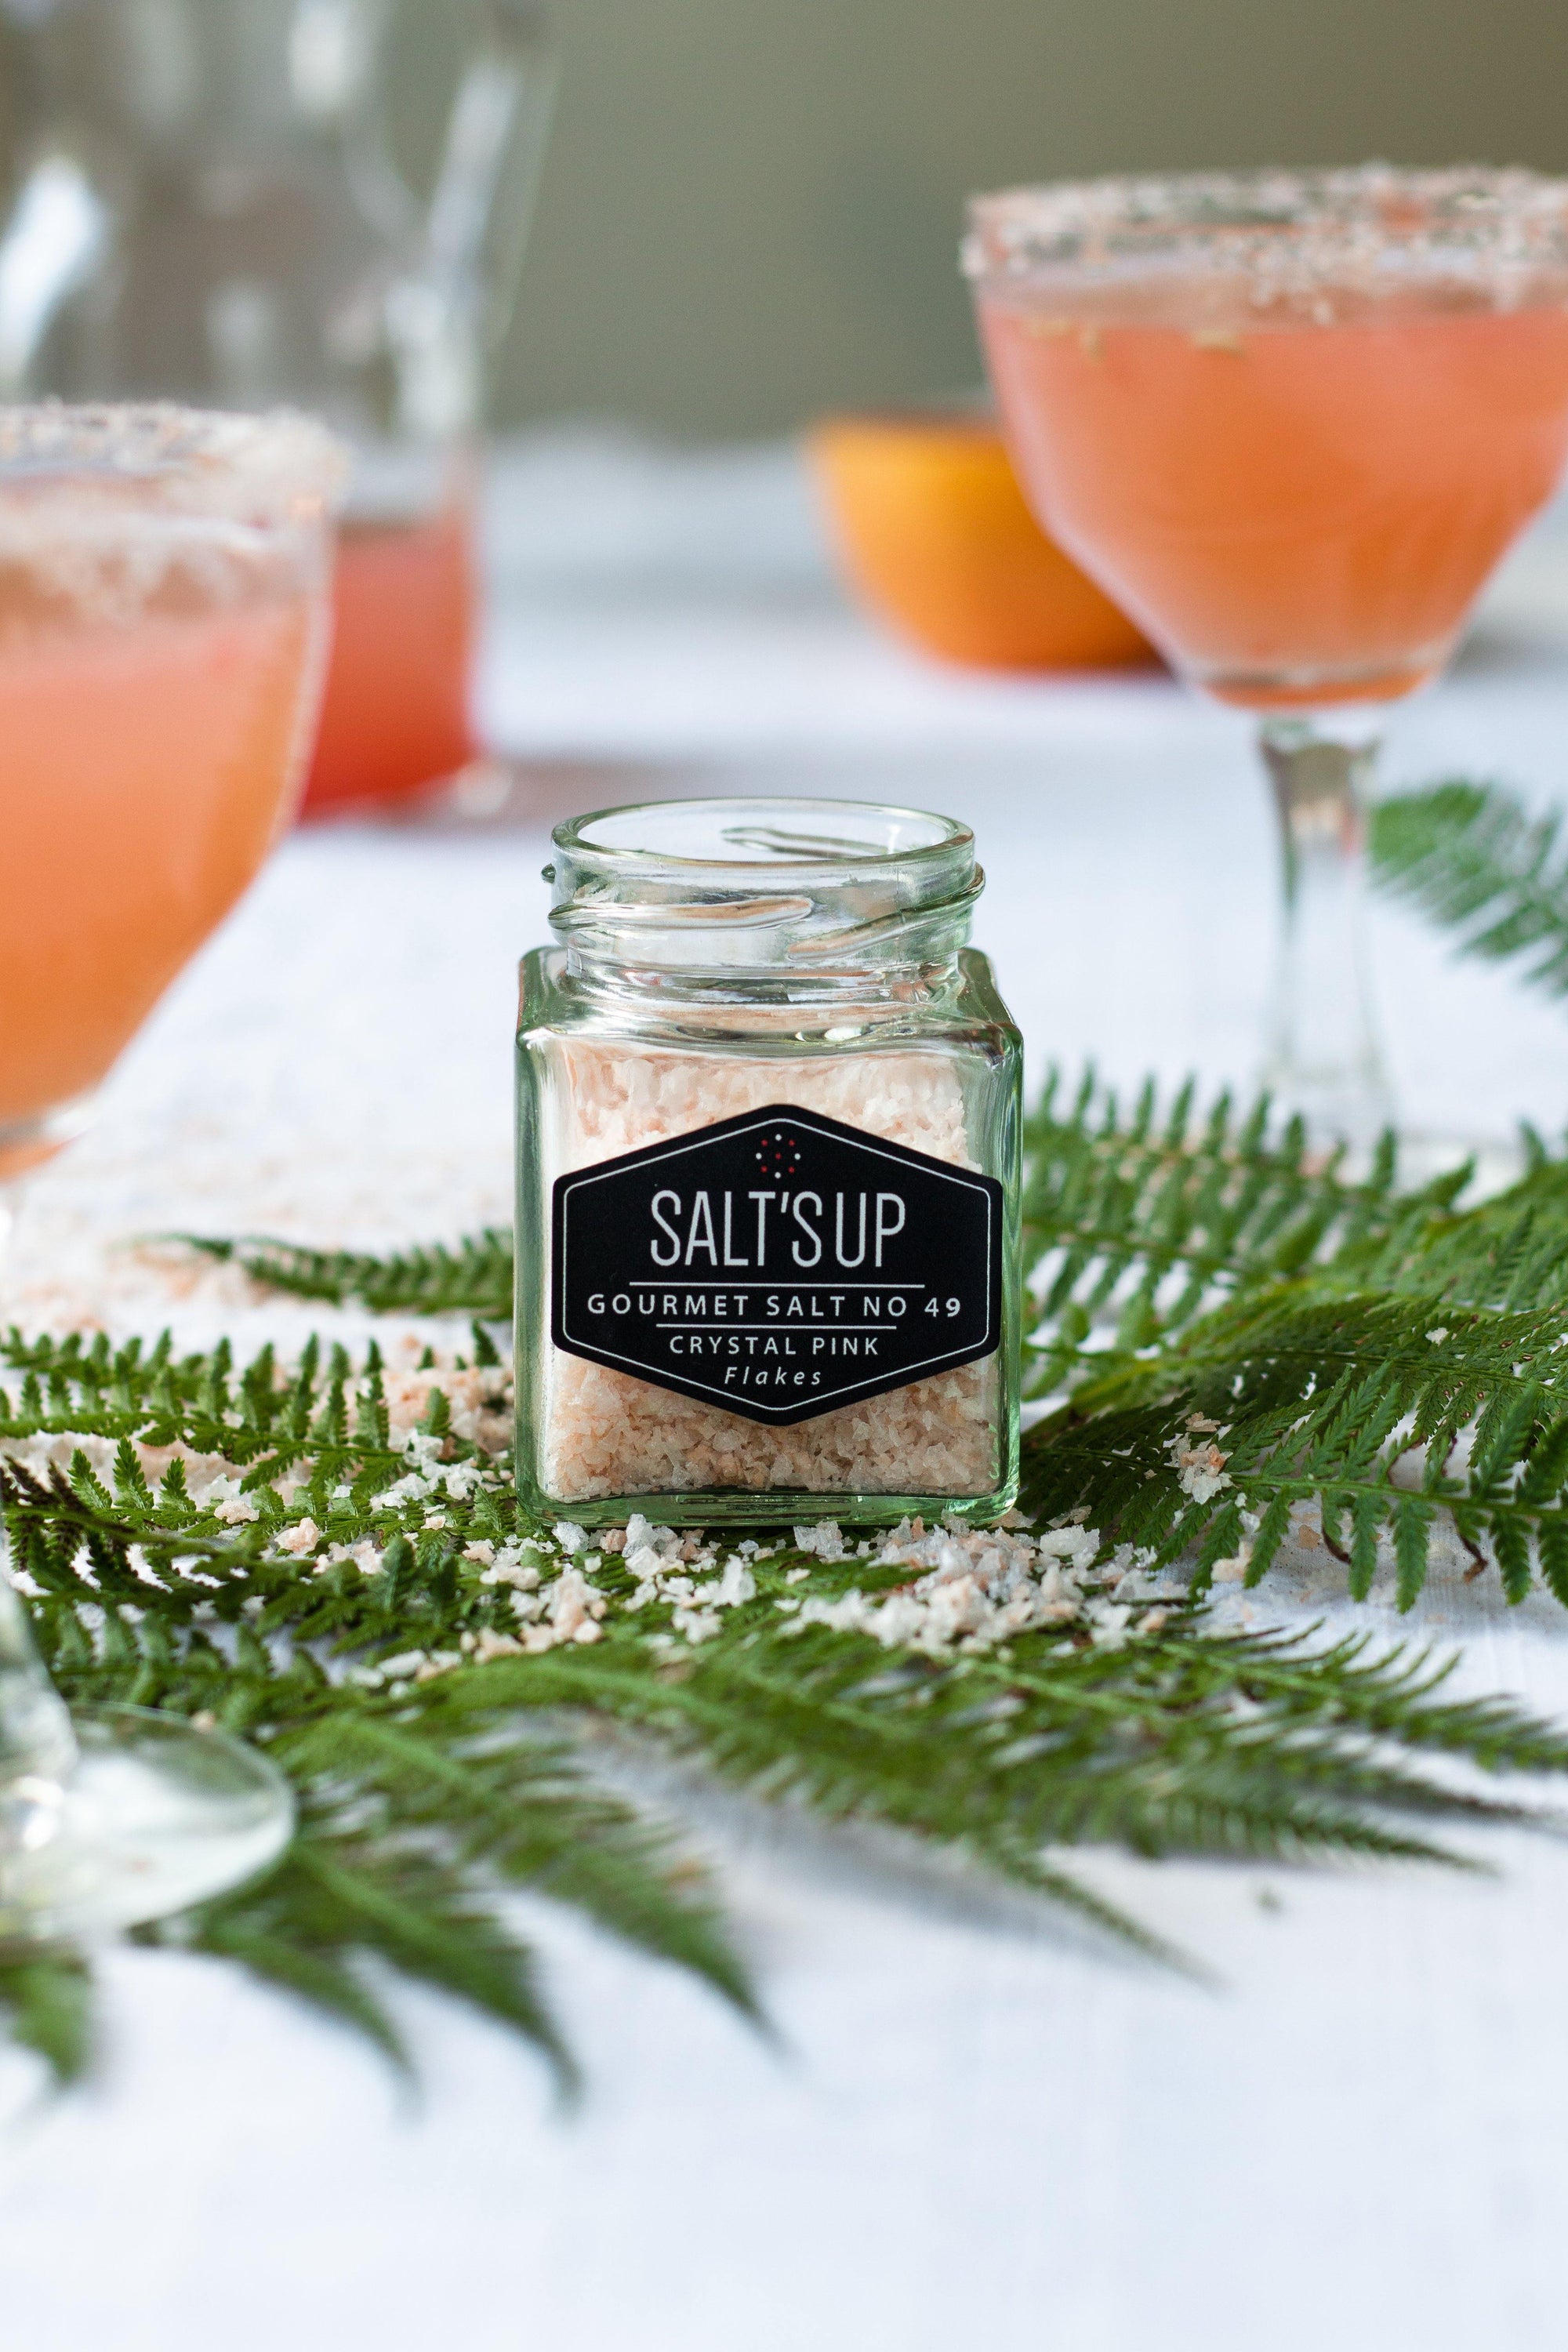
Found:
1258,1059 -> 1394,1167
0,1708 -> 293,1945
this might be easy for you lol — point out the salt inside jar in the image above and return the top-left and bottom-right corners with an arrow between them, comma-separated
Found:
514,797 -> 1022,1525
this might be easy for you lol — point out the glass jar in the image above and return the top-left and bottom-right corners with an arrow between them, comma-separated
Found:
514,797 -> 1022,1528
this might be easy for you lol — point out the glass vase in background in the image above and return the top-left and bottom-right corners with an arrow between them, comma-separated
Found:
0,0 -> 555,816
0,401 -> 343,1935
966,168 -> 1568,1152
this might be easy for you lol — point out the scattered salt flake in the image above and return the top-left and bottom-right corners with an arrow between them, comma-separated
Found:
414,1651 -> 463,1682
715,1556 -> 756,1606
479,1544 -> 543,1591
1087,1600 -> 1134,1648
474,1628 -> 524,1661
201,1475 -> 261,1526
319,1538 -> 384,1577
1036,1525 -> 1098,1566
373,1473 -> 432,1510
542,1566 -> 608,1642
779,1518 -> 1167,1657
375,1651 -> 426,1680
1171,1430 -> 1232,1504
275,1517 -> 321,1557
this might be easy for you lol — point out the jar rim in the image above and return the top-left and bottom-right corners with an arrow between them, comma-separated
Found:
547,797 -> 981,993
552,796 -> 975,877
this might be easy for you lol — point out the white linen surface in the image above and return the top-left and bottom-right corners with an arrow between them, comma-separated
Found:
6,437 -> 1568,2352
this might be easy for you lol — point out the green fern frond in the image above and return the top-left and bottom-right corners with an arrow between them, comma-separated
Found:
270,1705 -> 761,2030
175,1229 -> 514,1318
170,1823 -> 574,2090
16,1033 -> 1568,2087
424,1595 -> 1552,1929
1370,779 -> 1568,999
0,1948 -> 94,2085
1329,1153 -> 1568,1312
1021,1068 -> 1461,1387
1025,1281 -> 1568,1608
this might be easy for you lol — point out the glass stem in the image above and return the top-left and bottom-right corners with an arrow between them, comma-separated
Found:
1258,713 -> 1392,1152
0,1567 -> 77,1791
0,1559 -> 78,1909
0,1180 -> 78,1871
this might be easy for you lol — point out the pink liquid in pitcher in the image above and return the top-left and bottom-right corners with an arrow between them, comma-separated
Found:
301,503 -> 478,815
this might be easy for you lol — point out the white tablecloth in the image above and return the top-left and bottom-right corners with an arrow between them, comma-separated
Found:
7,437 -> 1568,2352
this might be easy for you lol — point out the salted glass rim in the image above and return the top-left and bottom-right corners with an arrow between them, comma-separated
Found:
964,162 -> 1568,282
0,402 -> 349,526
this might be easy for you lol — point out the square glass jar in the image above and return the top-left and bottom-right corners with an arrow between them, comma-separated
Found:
515,797 -> 1022,1526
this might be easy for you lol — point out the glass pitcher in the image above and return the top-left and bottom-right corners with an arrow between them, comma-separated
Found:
0,0 -> 555,813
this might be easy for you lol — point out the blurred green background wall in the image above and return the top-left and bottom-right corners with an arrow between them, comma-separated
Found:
490,0 -> 1568,435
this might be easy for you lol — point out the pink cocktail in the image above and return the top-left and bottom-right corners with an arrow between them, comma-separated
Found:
0,405 -> 340,1177
0,404 -> 343,1944
967,169 -> 1568,1142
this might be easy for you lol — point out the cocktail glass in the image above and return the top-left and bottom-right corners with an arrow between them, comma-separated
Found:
966,167 -> 1568,1148
0,401 -> 344,1940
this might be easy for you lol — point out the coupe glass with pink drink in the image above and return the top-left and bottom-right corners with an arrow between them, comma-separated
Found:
967,167 -> 1568,1145
0,401 -> 343,1942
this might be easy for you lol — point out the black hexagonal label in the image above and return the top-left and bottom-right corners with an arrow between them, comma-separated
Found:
551,1104 -> 1004,1425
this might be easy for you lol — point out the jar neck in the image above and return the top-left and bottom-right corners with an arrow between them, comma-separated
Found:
546,797 -> 982,1007
557,951 -> 972,1016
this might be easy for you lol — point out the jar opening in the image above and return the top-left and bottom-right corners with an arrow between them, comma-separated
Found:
550,797 -> 980,996
563,797 -> 967,869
